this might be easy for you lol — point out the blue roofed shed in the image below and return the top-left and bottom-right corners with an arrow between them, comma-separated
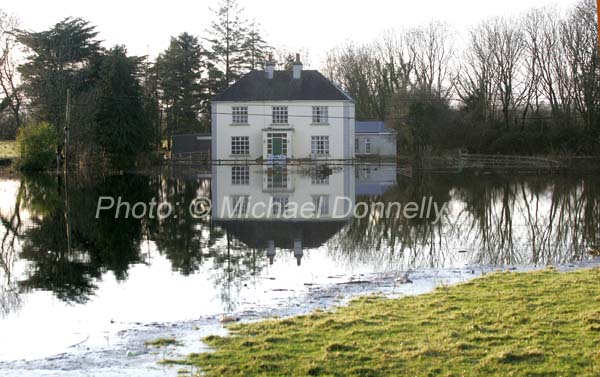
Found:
354,121 -> 396,157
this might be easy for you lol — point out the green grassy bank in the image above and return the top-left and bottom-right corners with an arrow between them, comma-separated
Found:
166,268 -> 600,376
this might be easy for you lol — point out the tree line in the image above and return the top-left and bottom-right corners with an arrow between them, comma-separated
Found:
0,0 -> 278,169
325,0 -> 600,155
1,0 -> 599,170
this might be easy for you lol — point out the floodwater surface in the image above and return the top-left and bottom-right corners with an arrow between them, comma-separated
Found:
0,164 -> 598,374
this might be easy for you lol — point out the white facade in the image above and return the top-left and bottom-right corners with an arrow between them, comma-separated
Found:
212,100 -> 355,161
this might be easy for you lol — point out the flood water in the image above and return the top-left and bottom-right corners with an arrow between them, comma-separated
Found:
0,164 -> 599,371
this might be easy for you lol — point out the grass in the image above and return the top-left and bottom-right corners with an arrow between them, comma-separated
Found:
166,268 -> 600,376
145,337 -> 182,348
0,141 -> 17,159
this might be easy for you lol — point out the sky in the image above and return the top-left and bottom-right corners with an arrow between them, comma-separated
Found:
3,0 -> 583,67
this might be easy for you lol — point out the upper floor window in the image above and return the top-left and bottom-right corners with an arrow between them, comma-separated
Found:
311,136 -> 330,156
231,136 -> 250,155
312,106 -> 328,124
272,106 -> 288,124
232,106 -> 248,124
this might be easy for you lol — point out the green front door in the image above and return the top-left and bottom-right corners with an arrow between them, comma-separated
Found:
272,137 -> 283,156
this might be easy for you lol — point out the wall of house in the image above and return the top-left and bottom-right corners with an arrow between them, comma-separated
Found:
355,133 -> 396,157
212,101 -> 355,160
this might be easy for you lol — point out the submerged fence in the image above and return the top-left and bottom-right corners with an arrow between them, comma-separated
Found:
408,152 -> 564,173
457,153 -> 561,170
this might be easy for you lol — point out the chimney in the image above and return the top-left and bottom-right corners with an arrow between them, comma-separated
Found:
292,53 -> 302,79
265,54 -> 275,79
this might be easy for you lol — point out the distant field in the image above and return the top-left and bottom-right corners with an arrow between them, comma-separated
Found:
0,141 -> 18,159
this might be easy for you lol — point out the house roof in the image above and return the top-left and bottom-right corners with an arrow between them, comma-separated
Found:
355,121 -> 392,134
212,70 -> 353,102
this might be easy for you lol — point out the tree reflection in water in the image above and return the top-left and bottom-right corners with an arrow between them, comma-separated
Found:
0,168 -> 598,315
329,173 -> 600,270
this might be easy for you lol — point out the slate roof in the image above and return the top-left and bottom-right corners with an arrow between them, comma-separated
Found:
212,70 -> 353,102
355,121 -> 392,134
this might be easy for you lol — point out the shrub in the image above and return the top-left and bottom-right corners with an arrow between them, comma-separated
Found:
16,122 -> 58,171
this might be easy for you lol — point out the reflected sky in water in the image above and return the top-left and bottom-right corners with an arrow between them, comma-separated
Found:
0,165 -> 598,360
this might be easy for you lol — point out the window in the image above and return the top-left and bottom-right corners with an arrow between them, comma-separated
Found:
271,196 -> 289,216
272,106 -> 288,124
232,106 -> 248,124
312,106 -> 328,124
231,136 -> 249,155
231,166 -> 249,185
365,139 -> 371,154
312,195 -> 329,216
230,195 -> 249,217
311,136 -> 329,156
355,138 -> 359,153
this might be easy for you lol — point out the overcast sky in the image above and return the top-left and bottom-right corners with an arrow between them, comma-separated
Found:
3,0 -> 582,67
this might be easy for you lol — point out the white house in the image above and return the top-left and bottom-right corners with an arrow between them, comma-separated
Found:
211,55 -> 355,161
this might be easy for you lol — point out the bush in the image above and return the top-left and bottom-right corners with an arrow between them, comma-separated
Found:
16,122 -> 58,171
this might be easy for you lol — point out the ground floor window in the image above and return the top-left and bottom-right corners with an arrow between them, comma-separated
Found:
231,166 -> 250,185
267,133 -> 288,156
365,139 -> 371,154
355,138 -> 359,153
311,136 -> 329,156
231,136 -> 250,155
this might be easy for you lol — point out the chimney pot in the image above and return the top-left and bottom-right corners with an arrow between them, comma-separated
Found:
292,53 -> 302,80
265,54 -> 275,79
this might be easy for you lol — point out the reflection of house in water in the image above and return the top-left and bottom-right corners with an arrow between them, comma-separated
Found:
355,164 -> 397,196
212,165 -> 355,265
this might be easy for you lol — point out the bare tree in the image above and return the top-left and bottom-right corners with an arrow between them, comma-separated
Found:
0,10 -> 22,128
561,0 -> 599,132
408,21 -> 454,99
455,24 -> 498,125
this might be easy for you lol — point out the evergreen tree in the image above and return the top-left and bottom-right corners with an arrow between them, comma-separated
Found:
95,46 -> 153,168
140,59 -> 162,149
205,0 -> 248,94
17,18 -> 102,158
156,33 -> 204,141
241,22 -> 270,71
